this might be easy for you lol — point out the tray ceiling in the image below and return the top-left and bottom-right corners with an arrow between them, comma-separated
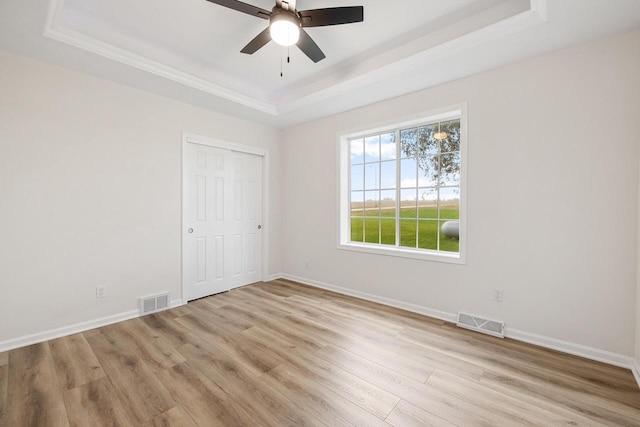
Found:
1,0 -> 640,127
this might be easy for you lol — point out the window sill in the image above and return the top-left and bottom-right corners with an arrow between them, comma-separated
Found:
338,242 -> 466,264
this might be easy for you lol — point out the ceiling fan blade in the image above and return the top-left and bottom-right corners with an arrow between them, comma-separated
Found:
240,27 -> 272,54
299,6 -> 363,27
205,0 -> 271,20
296,29 -> 326,63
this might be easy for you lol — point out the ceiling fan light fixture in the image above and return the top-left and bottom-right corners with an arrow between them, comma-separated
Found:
270,11 -> 300,46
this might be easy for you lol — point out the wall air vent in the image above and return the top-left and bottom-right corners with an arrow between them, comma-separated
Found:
457,312 -> 505,338
140,293 -> 170,315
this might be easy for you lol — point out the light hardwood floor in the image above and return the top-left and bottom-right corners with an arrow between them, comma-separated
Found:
1,279 -> 639,426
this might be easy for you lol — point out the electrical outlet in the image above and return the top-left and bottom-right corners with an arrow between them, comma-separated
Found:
96,286 -> 106,298
492,289 -> 504,302
304,261 -> 310,270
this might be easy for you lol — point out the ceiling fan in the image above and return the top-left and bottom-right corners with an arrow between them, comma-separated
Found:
205,0 -> 364,63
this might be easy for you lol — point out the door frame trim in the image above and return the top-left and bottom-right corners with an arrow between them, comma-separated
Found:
181,132 -> 270,303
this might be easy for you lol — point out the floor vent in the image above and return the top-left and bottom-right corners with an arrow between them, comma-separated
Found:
457,312 -> 505,338
140,293 -> 170,315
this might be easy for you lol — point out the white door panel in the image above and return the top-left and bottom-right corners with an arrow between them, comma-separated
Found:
184,143 -> 262,301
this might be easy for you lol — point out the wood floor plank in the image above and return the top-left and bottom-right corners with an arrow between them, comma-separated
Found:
63,376 -> 133,427
243,326 -> 400,419
312,344 -> 525,426
4,280 -> 640,426
0,364 -> 7,426
144,406 -> 197,427
214,303 -> 327,353
286,293 -> 407,333
262,364 -> 391,427
5,343 -> 70,427
287,313 -> 435,382
162,302 -> 194,318
427,369 -> 595,426
82,328 -> 103,338
106,318 -> 186,374
231,286 -> 297,316
386,399 -> 456,427
309,314 -> 484,381
400,325 -> 640,407
49,333 -> 105,390
180,341 -> 325,427
440,320 -> 639,390
140,311 -> 202,349
155,361 -> 255,426
196,328 -> 287,377
481,369 -> 640,426
86,331 -> 176,425
0,352 -> 8,366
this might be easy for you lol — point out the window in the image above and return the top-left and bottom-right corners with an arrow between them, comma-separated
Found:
338,107 -> 466,263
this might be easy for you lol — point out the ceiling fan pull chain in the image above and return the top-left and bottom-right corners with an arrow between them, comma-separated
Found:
280,48 -> 284,77
287,46 -> 291,64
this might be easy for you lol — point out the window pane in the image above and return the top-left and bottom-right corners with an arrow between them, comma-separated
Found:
351,164 -> 364,191
345,112 -> 462,259
350,138 -> 364,164
364,163 -> 380,190
380,132 -> 396,160
417,155 -> 438,187
400,158 -> 417,188
381,219 -> 396,245
365,191 -> 379,216
418,124 -> 439,156
380,160 -> 396,189
350,191 -> 364,216
417,220 -> 438,250
400,189 -> 417,219
380,190 -> 396,218
440,219 -> 460,252
350,217 -> 363,242
400,128 -> 417,159
364,135 -> 380,162
439,187 -> 460,219
399,220 -> 417,248
364,217 -> 380,244
439,152 -> 460,186
418,188 -> 437,219
440,120 -> 461,153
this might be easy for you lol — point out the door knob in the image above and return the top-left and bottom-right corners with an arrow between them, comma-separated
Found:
257,225 -> 262,230
188,228 -> 194,233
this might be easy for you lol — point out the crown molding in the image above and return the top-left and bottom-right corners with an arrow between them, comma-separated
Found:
44,0 -> 546,119
43,0 -> 278,116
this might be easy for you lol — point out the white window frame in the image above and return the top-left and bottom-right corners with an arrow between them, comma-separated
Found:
337,104 -> 467,264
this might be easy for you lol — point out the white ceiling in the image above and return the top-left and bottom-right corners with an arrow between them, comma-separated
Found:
1,0 -> 640,128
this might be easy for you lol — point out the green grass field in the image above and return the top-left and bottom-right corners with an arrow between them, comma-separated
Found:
350,206 -> 459,252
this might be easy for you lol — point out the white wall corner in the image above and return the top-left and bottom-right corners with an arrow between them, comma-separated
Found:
277,274 -> 635,371
633,359 -> 640,390
265,273 -> 284,282
170,298 -> 184,308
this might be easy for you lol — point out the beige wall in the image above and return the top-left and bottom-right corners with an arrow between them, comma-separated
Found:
2,29 -> 640,367
282,30 -> 640,359
0,50 -> 282,347
637,98 -> 640,374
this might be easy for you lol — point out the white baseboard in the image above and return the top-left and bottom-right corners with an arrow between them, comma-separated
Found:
264,272 -> 284,282
0,298 -> 183,353
279,274 -> 635,371
506,328 -> 634,369
280,274 -> 457,323
632,360 -> 640,390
